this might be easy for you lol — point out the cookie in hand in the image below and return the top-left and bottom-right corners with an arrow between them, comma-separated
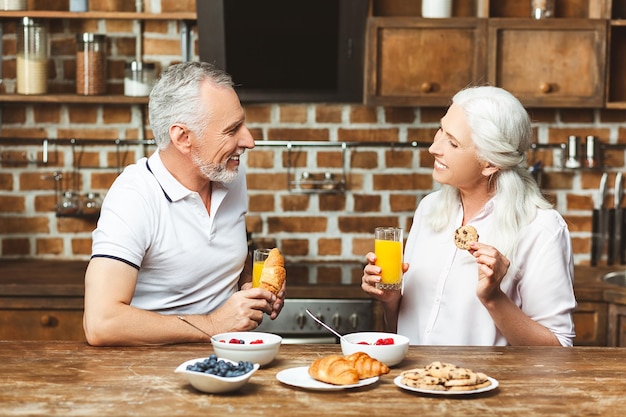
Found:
454,225 -> 479,250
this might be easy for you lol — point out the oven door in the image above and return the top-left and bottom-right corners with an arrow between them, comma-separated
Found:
255,299 -> 373,344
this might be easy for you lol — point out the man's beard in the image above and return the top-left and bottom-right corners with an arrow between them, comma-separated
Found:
192,153 -> 238,183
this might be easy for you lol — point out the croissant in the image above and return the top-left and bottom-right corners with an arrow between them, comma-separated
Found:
344,352 -> 390,379
259,248 -> 286,296
308,355 -> 360,385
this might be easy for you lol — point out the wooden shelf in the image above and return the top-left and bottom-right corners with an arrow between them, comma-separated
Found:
0,11 -> 196,20
0,94 -> 148,104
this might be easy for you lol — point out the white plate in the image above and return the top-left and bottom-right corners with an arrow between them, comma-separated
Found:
394,375 -> 499,395
277,366 -> 379,391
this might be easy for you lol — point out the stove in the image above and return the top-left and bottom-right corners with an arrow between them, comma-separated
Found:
255,298 -> 373,344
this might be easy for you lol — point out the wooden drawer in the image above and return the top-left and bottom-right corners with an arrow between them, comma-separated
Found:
0,309 -> 85,341
572,301 -> 608,346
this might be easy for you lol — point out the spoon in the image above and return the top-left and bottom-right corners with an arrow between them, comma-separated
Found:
177,315 -> 218,342
305,309 -> 347,342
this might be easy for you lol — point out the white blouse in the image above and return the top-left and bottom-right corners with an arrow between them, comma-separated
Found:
397,191 -> 577,346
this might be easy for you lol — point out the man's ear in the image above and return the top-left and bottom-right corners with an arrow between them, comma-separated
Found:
169,124 -> 191,155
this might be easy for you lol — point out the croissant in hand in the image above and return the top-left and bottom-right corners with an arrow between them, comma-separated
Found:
308,355 -> 360,385
259,248 -> 286,296
344,352 -> 390,379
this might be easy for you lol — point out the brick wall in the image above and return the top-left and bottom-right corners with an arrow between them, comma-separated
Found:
1,0 -> 625,266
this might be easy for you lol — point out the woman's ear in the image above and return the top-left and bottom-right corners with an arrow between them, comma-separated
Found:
481,162 -> 499,177
169,124 -> 191,155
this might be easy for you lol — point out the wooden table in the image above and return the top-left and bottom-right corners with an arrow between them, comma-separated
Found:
0,341 -> 624,416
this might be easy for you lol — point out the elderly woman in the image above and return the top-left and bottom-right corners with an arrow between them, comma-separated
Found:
362,86 -> 576,346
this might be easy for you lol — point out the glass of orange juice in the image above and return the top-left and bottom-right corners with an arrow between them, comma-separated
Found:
252,248 -> 271,288
374,227 -> 403,290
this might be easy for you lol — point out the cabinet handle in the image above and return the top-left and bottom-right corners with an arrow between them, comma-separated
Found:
40,314 -> 57,327
420,82 -> 433,93
539,82 -> 552,94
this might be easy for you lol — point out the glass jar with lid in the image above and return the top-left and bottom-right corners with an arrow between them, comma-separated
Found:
76,33 -> 107,95
57,191 -> 80,215
124,61 -> 156,96
16,17 -> 49,95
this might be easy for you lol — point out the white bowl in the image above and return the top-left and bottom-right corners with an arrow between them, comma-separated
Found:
341,332 -> 409,366
211,332 -> 282,366
175,356 -> 260,393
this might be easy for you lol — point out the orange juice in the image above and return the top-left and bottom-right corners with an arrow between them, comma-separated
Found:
375,239 -> 402,289
252,260 -> 265,288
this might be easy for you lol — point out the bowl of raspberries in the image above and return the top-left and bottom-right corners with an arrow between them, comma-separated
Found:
211,332 -> 282,366
341,332 -> 409,366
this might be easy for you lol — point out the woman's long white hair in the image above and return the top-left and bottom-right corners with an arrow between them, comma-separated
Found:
426,86 -> 551,258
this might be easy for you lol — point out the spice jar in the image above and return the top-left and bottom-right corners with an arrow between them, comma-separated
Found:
1,0 -> 26,10
58,191 -> 80,215
76,33 -> 107,95
124,61 -> 156,96
531,0 -> 554,19
16,17 -> 49,95
82,192 -> 102,215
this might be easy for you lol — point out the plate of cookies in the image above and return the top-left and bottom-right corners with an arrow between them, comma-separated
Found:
394,361 -> 498,395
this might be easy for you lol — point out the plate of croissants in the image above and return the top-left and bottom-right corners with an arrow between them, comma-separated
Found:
276,352 -> 390,391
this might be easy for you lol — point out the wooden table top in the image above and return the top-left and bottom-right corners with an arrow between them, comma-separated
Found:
0,341 -> 624,416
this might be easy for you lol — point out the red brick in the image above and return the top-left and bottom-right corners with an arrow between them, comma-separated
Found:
0,174 -> 15,191
350,151 -> 378,169
160,0 -> 196,12
267,128 -> 329,141
34,194 -> 57,213
390,194 -> 417,212
244,105 -> 272,123
2,238 -> 30,255
338,216 -> 399,233
350,106 -> 378,124
279,105 -> 308,123
527,108 -> 557,123
316,105 -> 343,123
352,237 -> 374,256
0,216 -> 49,234
385,149 -> 413,168
317,151 -> 343,168
0,195 -> 25,212
571,237 -> 589,257
280,239 -> 309,256
247,173 -> 286,191
338,128 -> 398,142
36,238 -> 64,255
408,127 -> 437,143
33,104 -> 62,123
280,194 -> 310,212
420,107 -> 447,122
385,107 -> 416,123
267,216 -> 327,233
319,194 -> 346,211
373,173 -> 432,191
567,194 -> 593,211
564,215 -> 590,233
245,215 -> 262,233
91,172 -> 119,189
248,195 -> 275,213
103,107 -> 133,124
71,238 -> 93,255
353,194 -> 381,212
57,217 -> 98,233
247,150 -> 275,169
318,238 -> 341,256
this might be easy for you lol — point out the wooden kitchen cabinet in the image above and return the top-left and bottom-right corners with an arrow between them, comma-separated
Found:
0,260 -> 86,341
487,19 -> 607,108
365,0 -> 610,108
364,17 -> 487,107
607,303 -> 626,346
572,300 -> 608,346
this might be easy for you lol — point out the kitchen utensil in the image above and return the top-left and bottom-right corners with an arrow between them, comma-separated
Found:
305,308 -> 346,342
608,173 -> 623,265
615,173 -> 625,264
591,172 -> 608,266
177,315 -> 213,339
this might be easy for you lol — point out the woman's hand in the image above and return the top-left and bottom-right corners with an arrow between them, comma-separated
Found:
361,252 -> 407,305
468,241 -> 510,304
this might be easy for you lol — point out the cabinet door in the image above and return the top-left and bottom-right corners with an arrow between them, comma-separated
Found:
487,19 -> 607,107
607,303 -> 626,347
572,301 -> 608,346
365,17 -> 487,107
0,309 -> 85,341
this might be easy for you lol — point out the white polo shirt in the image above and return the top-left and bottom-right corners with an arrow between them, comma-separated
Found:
398,191 -> 577,346
91,151 -> 249,315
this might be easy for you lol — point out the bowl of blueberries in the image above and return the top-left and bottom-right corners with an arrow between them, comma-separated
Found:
211,332 -> 282,366
175,354 -> 260,393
